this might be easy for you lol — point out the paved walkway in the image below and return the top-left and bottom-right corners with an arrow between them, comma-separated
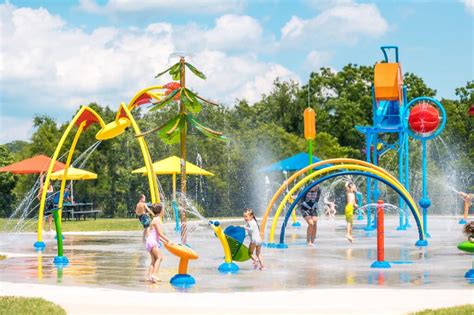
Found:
1,281 -> 472,315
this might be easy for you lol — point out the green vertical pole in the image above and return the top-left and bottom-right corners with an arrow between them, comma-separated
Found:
308,139 -> 313,174
52,209 -> 64,257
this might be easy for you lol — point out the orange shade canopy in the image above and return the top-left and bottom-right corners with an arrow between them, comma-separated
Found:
0,154 -> 66,174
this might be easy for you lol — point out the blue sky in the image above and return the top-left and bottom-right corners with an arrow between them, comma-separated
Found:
0,0 -> 473,144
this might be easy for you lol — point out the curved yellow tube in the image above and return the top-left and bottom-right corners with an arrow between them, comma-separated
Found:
119,103 -> 160,203
260,158 -> 402,239
57,121 -> 86,221
37,106 -> 104,243
268,164 -> 422,243
210,223 -> 232,264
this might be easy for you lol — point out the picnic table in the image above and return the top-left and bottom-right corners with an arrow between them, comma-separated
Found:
61,202 -> 101,221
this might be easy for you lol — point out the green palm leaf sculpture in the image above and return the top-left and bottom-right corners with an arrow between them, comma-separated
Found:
144,57 -> 228,243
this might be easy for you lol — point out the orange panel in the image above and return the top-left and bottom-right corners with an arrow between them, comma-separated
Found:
374,63 -> 402,101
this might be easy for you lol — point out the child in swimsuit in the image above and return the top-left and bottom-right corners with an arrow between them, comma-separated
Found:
243,208 -> 264,270
300,185 -> 321,246
345,182 -> 357,243
464,221 -> 474,243
146,203 -> 171,283
324,196 -> 337,218
135,194 -> 153,242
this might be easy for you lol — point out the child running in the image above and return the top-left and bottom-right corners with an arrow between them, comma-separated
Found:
345,182 -> 358,243
300,185 -> 321,246
243,208 -> 264,270
135,194 -> 153,242
146,203 -> 171,283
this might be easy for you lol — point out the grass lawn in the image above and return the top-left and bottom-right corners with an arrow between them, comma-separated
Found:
0,218 -> 141,232
0,296 -> 66,315
411,305 -> 474,315
0,216 -> 239,232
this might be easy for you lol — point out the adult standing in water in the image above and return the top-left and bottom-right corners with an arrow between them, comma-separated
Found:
299,185 -> 321,246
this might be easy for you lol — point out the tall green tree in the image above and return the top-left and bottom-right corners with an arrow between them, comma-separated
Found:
0,145 -> 16,217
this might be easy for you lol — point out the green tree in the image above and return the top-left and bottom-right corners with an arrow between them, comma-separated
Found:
0,145 -> 16,217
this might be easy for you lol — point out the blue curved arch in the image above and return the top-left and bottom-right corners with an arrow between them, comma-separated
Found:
279,171 -> 424,245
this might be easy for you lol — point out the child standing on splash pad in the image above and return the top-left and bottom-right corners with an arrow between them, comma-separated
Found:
146,203 -> 172,283
135,194 -> 153,242
243,208 -> 264,270
345,182 -> 358,243
458,191 -> 473,222
299,185 -> 321,246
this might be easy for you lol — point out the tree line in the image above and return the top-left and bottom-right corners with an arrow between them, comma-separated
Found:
1,65 -> 472,218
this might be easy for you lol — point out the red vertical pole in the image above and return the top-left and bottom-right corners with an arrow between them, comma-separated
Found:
377,199 -> 384,262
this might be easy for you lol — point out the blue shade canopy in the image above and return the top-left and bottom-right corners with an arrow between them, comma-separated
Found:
258,152 -> 330,173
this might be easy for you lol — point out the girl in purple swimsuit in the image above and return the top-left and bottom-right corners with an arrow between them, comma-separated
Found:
146,203 -> 171,283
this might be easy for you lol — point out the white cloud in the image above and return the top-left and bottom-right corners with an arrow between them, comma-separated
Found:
0,4 -> 297,142
78,0 -> 245,15
281,2 -> 388,44
281,16 -> 307,39
185,51 -> 299,103
305,50 -> 332,70
305,0 -> 353,11
0,116 -> 33,144
174,15 -> 267,52
462,0 -> 474,14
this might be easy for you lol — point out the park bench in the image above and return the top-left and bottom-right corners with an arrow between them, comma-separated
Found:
61,203 -> 101,220
72,209 -> 101,220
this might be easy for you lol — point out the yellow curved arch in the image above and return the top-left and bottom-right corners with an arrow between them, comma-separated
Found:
118,103 -> 160,203
260,158 -> 409,239
37,106 -> 105,245
268,164 -> 423,243
126,85 -> 164,111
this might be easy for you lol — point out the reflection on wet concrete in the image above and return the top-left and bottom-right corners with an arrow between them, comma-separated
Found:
0,217 -> 472,292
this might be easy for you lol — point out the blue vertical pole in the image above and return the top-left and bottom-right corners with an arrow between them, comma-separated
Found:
420,140 -> 431,238
404,135 -> 411,228
397,131 -> 406,230
402,85 -> 411,229
365,132 -> 373,231
372,135 -> 379,230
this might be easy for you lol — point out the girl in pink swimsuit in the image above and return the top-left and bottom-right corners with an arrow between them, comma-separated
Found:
146,203 -> 171,283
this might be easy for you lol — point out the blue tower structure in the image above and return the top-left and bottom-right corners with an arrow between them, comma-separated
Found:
356,46 -> 410,231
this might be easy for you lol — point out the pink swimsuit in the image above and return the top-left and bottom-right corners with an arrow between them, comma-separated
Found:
145,228 -> 162,252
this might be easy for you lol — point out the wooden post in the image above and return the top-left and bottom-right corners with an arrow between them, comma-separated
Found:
179,57 -> 187,244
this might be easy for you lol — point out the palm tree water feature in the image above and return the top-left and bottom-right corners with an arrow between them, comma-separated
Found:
140,56 -> 228,245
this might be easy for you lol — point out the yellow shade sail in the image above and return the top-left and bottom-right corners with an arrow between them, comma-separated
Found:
132,156 -> 214,176
50,167 -> 98,180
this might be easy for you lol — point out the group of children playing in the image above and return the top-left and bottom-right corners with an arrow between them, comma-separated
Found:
299,181 -> 358,245
135,195 -> 265,282
135,184 -> 472,282
134,181 -> 359,282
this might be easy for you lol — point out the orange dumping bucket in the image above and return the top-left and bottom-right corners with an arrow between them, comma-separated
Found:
374,63 -> 403,102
